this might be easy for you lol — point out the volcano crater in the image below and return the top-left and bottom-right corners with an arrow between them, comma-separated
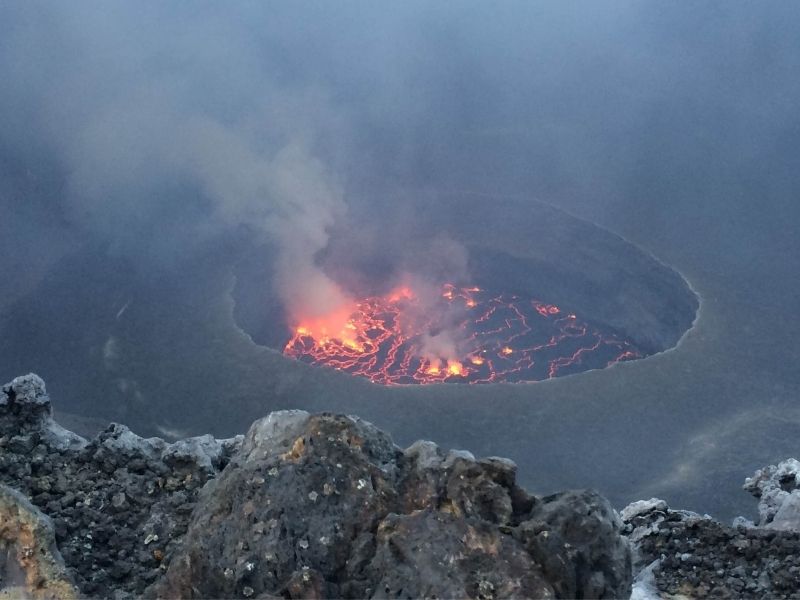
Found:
232,198 -> 699,385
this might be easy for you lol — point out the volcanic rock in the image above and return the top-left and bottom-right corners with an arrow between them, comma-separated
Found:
364,509 -> 554,599
519,490 -> 633,599
622,486 -> 800,599
0,483 -> 78,599
151,411 -> 401,599
152,410 -> 631,599
743,458 -> 800,531
0,374 -> 85,452
8,372 -> 800,600
0,374 -> 242,598
2,373 -> 634,598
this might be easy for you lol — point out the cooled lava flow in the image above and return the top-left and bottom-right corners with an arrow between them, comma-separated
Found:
283,284 -> 641,384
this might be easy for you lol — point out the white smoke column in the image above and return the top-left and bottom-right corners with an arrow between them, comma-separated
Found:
418,330 -> 460,370
0,3 -> 356,331
66,97 -> 352,327
175,117 -> 353,325
266,142 -> 353,323
394,273 -> 469,368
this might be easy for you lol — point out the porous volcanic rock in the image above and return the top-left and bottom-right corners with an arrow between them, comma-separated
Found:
2,374 -> 633,599
0,484 -> 78,599
152,410 -> 631,599
0,374 -> 242,598
0,374 -> 84,452
623,491 -> 800,598
519,490 -> 632,598
6,372 -> 800,599
743,458 -> 800,531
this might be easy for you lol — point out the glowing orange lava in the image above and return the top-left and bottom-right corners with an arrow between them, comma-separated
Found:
283,283 -> 642,384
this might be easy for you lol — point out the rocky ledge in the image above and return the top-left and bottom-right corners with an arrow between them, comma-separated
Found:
1,373 -> 799,599
1,374 -> 630,599
622,460 -> 800,599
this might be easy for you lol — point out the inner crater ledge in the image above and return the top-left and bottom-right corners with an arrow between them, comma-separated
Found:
232,198 -> 699,385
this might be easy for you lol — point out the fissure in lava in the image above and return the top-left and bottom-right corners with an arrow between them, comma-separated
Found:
283,284 -> 641,384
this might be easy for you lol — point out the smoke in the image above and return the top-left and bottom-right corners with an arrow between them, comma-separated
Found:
2,1 -> 800,323
0,2 -> 354,322
163,118 -> 353,321
388,273 -> 471,368
265,142 -> 352,322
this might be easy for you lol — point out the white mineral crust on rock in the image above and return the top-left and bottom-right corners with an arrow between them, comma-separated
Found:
743,458 -> 800,530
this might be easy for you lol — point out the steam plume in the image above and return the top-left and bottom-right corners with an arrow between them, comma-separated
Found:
0,3 -> 352,323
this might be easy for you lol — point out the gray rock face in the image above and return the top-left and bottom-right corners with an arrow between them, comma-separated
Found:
519,490 -> 633,599
1,374 -> 85,452
154,412 -> 403,599
0,375 -> 242,599
621,495 -> 800,598
153,411 -> 631,599
620,498 -> 669,523
163,433 -> 242,474
238,409 -> 315,462
0,375 -> 633,599
743,458 -> 800,530
366,510 -> 554,599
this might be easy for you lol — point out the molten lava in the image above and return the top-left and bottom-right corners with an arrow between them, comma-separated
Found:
283,283 -> 641,384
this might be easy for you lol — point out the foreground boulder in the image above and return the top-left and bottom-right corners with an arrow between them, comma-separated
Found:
2,374 -> 632,599
520,490 -> 632,598
0,484 -> 78,599
152,411 -> 631,599
5,372 -> 800,599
